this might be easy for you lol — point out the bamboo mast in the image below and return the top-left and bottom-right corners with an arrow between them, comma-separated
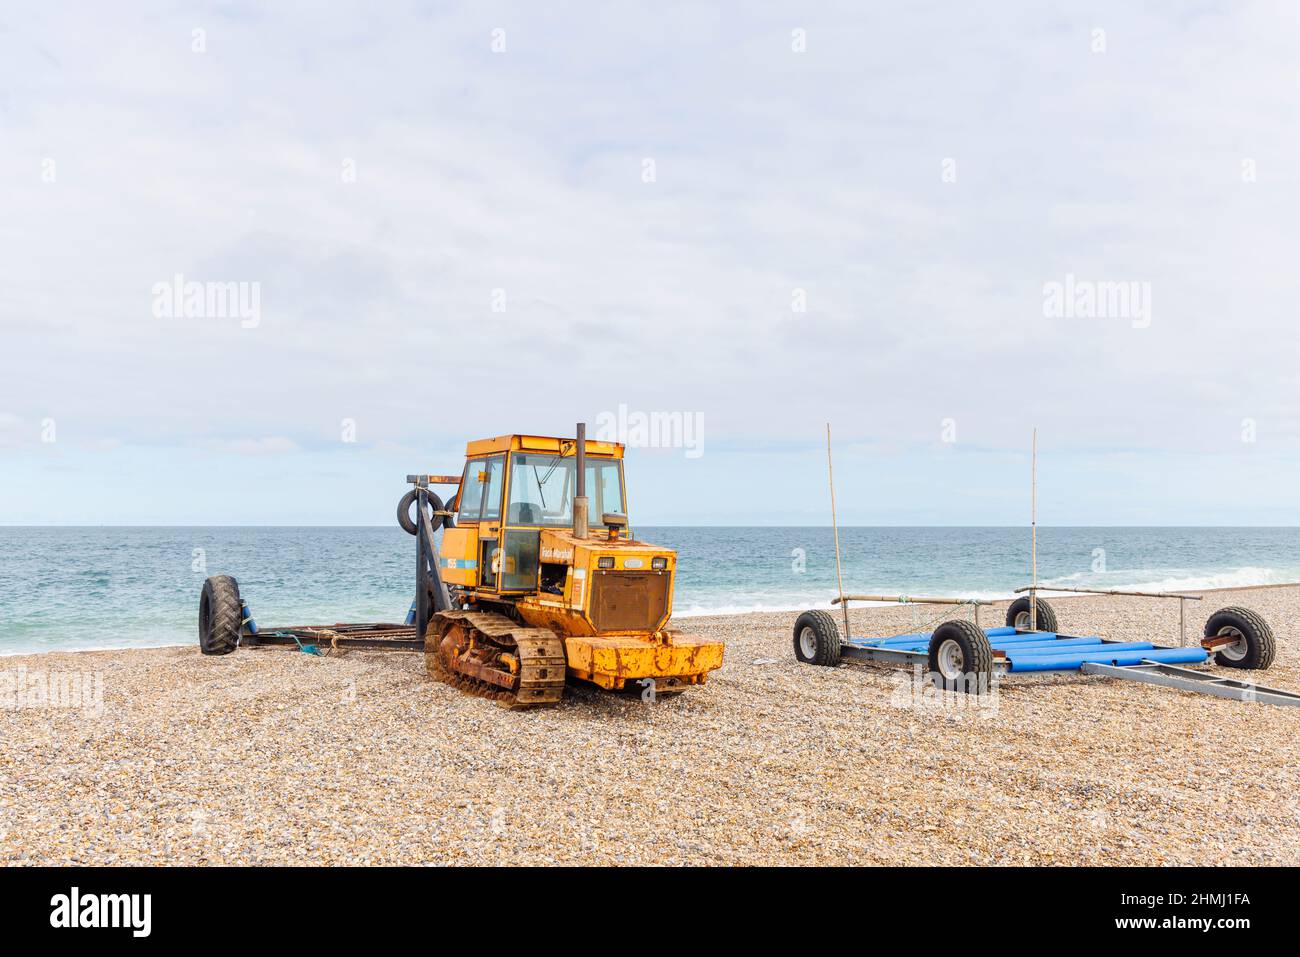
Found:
1030,428 -> 1038,632
826,423 -> 851,641
834,594 -> 992,606
1013,584 -> 1203,601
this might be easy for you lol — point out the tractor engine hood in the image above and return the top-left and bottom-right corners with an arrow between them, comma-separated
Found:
538,528 -> 675,569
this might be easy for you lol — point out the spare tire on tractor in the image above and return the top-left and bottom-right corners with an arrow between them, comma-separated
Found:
928,619 -> 994,695
793,610 -> 842,666
1005,595 -> 1058,633
397,489 -> 447,535
1204,606 -> 1276,670
199,575 -> 243,655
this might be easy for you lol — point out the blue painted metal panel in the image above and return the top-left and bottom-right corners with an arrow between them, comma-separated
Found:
871,635 -> 1101,655
989,632 -> 1065,645
865,633 -> 932,647
862,629 -> 1058,650
993,637 -> 1103,651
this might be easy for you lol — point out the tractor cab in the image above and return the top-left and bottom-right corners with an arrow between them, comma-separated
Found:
453,443 -> 627,534
442,434 -> 629,595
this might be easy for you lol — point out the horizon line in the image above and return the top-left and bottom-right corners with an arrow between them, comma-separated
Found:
3,523 -> 1299,530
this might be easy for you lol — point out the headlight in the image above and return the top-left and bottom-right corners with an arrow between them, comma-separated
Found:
651,557 -> 668,570
597,557 -> 615,569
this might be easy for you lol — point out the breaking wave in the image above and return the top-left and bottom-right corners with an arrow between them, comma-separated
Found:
1039,565 -> 1286,595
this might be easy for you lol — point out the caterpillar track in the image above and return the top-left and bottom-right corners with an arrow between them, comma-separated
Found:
426,610 -> 567,709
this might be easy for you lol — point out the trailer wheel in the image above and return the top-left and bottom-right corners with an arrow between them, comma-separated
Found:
793,610 -> 841,666
398,489 -> 446,535
1204,606 -> 1276,670
1006,596 -> 1058,633
928,619 -> 994,694
199,575 -> 242,656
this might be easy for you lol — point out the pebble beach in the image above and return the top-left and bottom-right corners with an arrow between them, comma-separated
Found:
3,584 -> 1299,866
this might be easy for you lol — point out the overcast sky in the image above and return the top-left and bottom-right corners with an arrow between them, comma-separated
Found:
3,2 -> 1299,525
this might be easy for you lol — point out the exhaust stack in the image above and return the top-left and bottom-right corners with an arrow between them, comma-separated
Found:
573,421 -> 589,539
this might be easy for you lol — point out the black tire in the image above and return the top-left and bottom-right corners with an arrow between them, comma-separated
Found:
199,575 -> 242,656
1204,605 -> 1276,670
397,489 -> 445,535
1006,596 -> 1058,633
928,619 -> 994,694
793,610 -> 842,666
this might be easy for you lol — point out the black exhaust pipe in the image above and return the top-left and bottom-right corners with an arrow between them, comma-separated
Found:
573,422 -> 588,538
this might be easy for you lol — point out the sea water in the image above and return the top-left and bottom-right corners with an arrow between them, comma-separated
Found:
1,526 -> 1297,654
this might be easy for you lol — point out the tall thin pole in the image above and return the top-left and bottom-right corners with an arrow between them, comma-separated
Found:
1030,428 -> 1038,632
826,423 -> 850,641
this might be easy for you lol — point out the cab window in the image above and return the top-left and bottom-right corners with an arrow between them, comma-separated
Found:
589,461 -> 625,521
507,452 -> 624,526
458,455 -> 505,523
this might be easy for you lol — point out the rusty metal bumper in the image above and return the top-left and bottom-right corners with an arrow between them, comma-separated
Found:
563,631 -> 725,690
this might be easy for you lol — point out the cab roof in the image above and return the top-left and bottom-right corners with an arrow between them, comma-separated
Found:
466,434 -> 624,458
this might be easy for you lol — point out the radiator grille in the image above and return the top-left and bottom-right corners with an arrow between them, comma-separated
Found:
589,571 -> 670,632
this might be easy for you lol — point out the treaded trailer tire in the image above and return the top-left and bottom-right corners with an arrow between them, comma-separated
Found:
1005,595 -> 1058,633
398,489 -> 446,535
928,619 -> 994,694
793,610 -> 842,666
1204,606 -> 1276,670
199,575 -> 243,656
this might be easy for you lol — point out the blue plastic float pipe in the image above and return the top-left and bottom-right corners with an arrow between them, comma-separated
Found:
990,637 -> 1103,652
870,629 -> 1060,648
1007,645 -> 1208,672
1008,641 -> 1155,658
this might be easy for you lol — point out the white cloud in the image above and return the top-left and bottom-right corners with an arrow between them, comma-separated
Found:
2,2 -> 1298,522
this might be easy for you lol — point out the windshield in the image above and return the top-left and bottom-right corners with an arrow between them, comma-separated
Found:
457,454 -> 505,523
507,453 -> 624,527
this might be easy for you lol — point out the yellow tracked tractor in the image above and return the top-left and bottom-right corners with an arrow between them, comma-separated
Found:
402,424 -> 724,708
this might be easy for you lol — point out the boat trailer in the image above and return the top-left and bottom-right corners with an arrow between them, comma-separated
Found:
802,425 -> 1298,706
792,589 -> 1299,707
198,475 -> 459,657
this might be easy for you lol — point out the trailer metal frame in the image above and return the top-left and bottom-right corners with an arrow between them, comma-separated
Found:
238,475 -> 459,654
243,622 -> 424,653
1081,660 -> 1300,707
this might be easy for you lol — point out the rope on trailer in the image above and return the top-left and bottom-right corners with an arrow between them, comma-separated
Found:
299,627 -> 349,657
877,599 -> 984,644
261,628 -> 349,657
285,633 -> 323,656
